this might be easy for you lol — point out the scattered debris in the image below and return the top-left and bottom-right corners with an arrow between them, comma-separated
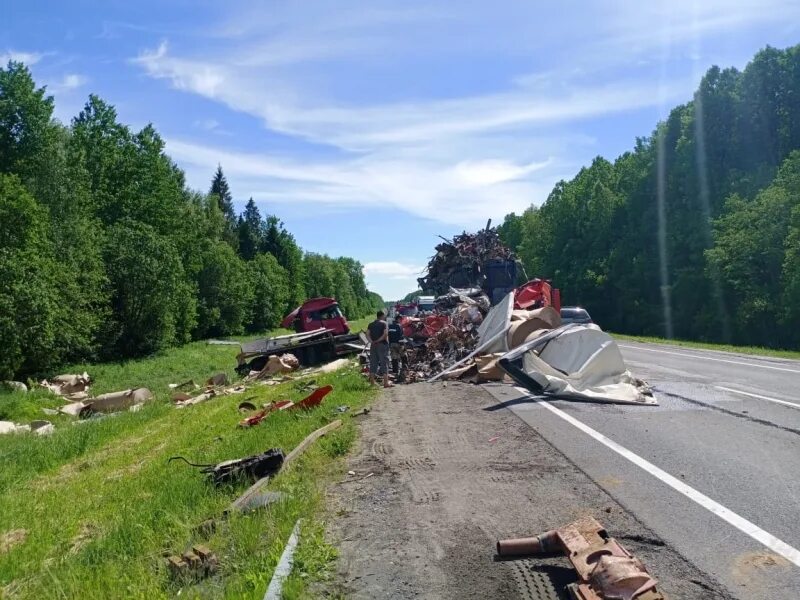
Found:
352,407 -> 371,417
168,380 -> 197,391
30,420 -> 54,436
238,385 -> 333,427
496,516 -> 667,600
263,521 -> 301,600
238,401 -> 257,412
499,325 -> 656,405
40,372 -> 91,397
207,339 -> 240,345
236,490 -> 290,514
2,381 -> 27,393
335,405 -> 350,413
206,372 -> 229,387
0,529 -> 27,555
80,388 -> 154,417
166,545 -> 219,580
0,420 -> 53,435
169,448 -> 285,486
227,420 -> 342,514
310,358 -> 352,374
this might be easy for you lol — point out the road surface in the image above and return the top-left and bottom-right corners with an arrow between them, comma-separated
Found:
485,341 -> 800,600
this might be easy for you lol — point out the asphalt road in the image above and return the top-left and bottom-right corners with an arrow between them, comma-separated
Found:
485,341 -> 800,600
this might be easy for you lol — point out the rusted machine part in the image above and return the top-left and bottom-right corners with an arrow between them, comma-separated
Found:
496,516 -> 667,600
496,530 -> 559,556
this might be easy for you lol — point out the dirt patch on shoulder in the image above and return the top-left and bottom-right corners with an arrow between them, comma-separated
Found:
323,381 -> 734,600
0,529 -> 27,555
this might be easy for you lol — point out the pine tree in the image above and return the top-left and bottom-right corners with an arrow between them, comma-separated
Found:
238,197 -> 263,260
209,164 -> 238,249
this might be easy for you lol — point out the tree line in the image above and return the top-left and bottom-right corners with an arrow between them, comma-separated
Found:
0,62 -> 383,379
497,44 -> 800,349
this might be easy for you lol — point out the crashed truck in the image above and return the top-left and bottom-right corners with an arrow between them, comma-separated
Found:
236,297 -> 364,373
432,290 -> 655,406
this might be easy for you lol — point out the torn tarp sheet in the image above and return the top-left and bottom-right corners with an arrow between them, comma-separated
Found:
498,324 -> 656,405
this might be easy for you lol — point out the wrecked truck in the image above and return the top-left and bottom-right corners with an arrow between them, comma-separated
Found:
238,298 -> 365,373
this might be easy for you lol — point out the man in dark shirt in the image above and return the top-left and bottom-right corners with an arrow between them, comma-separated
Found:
367,310 -> 391,387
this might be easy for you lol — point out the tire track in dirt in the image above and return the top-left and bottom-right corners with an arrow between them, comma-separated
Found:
324,382 -> 735,600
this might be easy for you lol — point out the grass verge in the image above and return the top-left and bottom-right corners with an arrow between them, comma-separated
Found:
0,321 -> 374,599
611,332 -> 800,360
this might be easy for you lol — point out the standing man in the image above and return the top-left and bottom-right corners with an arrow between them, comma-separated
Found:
367,310 -> 391,388
388,317 -> 406,379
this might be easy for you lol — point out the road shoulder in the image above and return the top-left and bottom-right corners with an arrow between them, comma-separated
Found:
319,381 -> 733,599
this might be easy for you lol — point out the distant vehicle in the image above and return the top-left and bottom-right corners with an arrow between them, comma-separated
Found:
560,306 -> 593,325
417,295 -> 436,312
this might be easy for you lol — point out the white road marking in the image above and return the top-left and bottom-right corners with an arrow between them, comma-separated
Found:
618,345 -> 800,374
513,388 -> 800,568
715,385 -> 800,410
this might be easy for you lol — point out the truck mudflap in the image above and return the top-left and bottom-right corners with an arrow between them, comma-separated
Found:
498,324 -> 657,406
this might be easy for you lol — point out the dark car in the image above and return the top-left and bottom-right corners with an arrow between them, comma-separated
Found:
560,306 -> 593,325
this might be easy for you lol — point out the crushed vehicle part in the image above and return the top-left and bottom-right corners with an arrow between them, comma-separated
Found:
0,421 -> 28,435
80,388 -> 154,416
496,516 -> 666,600
169,448 -> 284,486
498,325 -> 656,405
238,386 -> 333,427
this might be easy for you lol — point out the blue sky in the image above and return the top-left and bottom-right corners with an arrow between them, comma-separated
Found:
3,1 -> 800,300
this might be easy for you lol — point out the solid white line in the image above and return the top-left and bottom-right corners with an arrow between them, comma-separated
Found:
264,520 -> 301,600
715,385 -> 800,410
515,389 -> 800,567
618,345 -> 800,374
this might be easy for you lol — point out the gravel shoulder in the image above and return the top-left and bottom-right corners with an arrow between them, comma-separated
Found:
321,381 -> 734,599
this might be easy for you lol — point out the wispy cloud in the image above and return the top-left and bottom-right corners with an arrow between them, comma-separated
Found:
363,262 -> 425,280
134,0 -> 800,227
1,50 -> 44,65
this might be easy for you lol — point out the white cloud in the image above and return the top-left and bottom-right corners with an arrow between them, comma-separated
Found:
135,0 -> 800,227
0,50 -> 44,65
61,74 -> 88,89
363,262 -> 424,280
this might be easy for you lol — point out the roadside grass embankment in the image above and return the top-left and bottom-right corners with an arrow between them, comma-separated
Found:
0,319 -> 375,599
611,332 -> 800,361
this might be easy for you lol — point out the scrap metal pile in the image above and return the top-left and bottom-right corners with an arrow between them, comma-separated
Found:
416,224 -> 515,295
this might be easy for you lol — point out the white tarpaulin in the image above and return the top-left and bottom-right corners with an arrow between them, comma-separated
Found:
499,324 -> 656,405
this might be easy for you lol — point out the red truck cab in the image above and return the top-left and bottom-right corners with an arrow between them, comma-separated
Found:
281,297 -> 351,335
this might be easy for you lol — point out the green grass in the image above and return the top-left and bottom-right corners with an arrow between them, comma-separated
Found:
611,332 -> 800,360
0,322 -> 375,599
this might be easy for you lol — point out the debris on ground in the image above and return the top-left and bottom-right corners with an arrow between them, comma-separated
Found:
166,545 -> 219,580
206,372 -> 229,387
169,448 -> 285,486
496,515 -> 666,600
498,325 -> 656,405
0,420 -> 54,436
246,353 -> 300,381
238,385 -> 333,427
39,372 -> 91,399
263,520 -> 301,600
80,388 -> 154,416
2,381 -> 27,393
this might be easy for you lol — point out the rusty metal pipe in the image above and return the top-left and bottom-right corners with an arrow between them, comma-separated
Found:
496,530 -> 559,556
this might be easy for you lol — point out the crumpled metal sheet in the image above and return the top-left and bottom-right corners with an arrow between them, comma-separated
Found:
499,324 -> 656,405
